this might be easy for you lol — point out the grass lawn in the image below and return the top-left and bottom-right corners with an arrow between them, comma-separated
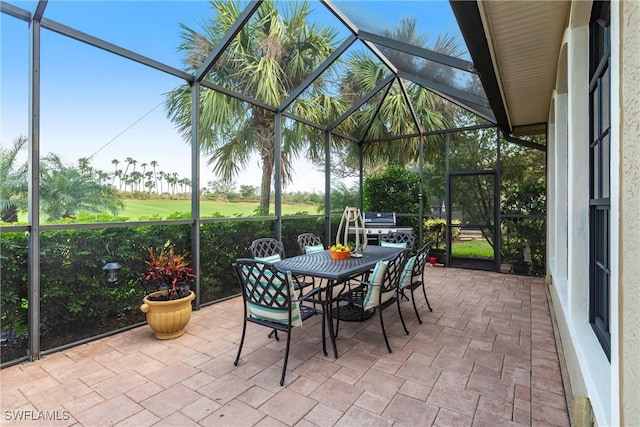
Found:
120,199 -> 320,219
451,239 -> 494,258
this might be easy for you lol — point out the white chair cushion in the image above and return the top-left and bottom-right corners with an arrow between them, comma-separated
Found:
362,260 -> 390,311
305,244 -> 325,254
399,255 -> 416,289
255,254 -> 282,263
381,241 -> 407,248
243,266 -> 302,328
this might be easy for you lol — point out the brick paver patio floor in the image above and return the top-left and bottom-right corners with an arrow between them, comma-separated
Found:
1,267 -> 570,426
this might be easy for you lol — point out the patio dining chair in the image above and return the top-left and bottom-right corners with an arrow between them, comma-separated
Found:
335,249 -> 411,353
249,238 -> 286,263
380,231 -> 416,250
250,237 -> 317,307
232,259 -> 318,386
297,233 -> 325,255
295,232 -> 326,299
399,241 -> 433,324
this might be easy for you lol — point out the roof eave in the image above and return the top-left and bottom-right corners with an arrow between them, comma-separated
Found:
449,0 -> 511,132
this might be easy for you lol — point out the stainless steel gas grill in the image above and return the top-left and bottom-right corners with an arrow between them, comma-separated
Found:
349,212 -> 413,245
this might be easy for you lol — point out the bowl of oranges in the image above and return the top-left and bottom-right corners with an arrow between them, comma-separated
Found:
329,244 -> 351,260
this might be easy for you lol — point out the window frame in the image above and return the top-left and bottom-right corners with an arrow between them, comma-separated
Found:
588,0 -> 611,361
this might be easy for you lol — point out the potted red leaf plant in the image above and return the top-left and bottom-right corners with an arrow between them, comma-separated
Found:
140,243 -> 196,339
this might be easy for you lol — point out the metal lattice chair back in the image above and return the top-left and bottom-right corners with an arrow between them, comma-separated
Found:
412,241 -> 432,278
297,233 -> 323,254
399,241 -> 434,324
380,231 -> 416,250
249,238 -> 286,261
234,259 -> 297,320
232,258 -> 316,386
380,249 -> 411,295
335,249 -> 411,353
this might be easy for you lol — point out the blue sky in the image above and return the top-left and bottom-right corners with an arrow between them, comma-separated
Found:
1,0 -> 464,193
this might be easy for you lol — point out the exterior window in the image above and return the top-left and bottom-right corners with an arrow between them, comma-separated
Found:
588,0 -> 611,360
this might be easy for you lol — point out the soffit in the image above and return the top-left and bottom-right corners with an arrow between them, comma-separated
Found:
478,0 -> 570,129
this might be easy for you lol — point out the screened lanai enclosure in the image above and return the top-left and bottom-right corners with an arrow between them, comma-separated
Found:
0,0 -> 546,366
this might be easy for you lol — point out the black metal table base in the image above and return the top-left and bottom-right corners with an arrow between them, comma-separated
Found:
331,304 -> 374,322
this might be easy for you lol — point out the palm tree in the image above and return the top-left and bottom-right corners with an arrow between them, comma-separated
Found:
122,157 -> 134,193
125,176 -> 135,194
150,160 -> 159,194
144,171 -> 154,194
180,178 -> 191,194
157,171 -> 166,194
77,157 -> 92,178
337,18 -> 460,171
144,174 -> 155,197
166,0 -> 342,215
115,169 -> 124,191
39,154 -> 123,221
130,159 -> 138,192
96,170 -> 110,186
130,171 -> 143,193
111,158 -> 120,185
169,173 -> 179,195
139,162 -> 148,193
122,157 -> 133,175
0,136 -> 28,222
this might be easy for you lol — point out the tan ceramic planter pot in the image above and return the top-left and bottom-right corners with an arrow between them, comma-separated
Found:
140,291 -> 195,340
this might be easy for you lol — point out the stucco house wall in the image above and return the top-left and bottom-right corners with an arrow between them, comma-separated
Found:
619,2 -> 640,426
547,1 -> 639,425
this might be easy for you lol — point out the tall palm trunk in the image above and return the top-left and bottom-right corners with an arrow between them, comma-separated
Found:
259,152 -> 273,216
256,111 -> 275,216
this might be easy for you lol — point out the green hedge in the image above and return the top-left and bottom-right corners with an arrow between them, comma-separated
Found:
0,216 -> 332,365
0,232 -> 29,363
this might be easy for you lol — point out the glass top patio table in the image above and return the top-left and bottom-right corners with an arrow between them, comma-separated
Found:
273,245 -> 405,358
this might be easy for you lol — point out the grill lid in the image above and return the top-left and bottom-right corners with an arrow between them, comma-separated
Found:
363,212 -> 396,226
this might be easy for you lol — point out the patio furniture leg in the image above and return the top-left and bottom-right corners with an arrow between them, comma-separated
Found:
234,319 -> 248,366
334,300 -> 341,339
422,286 -> 433,312
326,282 -> 339,358
321,306 -> 327,356
379,309 -> 393,353
280,328 -> 292,386
327,311 -> 339,358
410,289 -> 423,324
397,297 -> 409,335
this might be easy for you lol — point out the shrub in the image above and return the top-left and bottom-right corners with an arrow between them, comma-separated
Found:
422,218 -> 461,248
363,166 -> 421,219
501,178 -> 546,274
